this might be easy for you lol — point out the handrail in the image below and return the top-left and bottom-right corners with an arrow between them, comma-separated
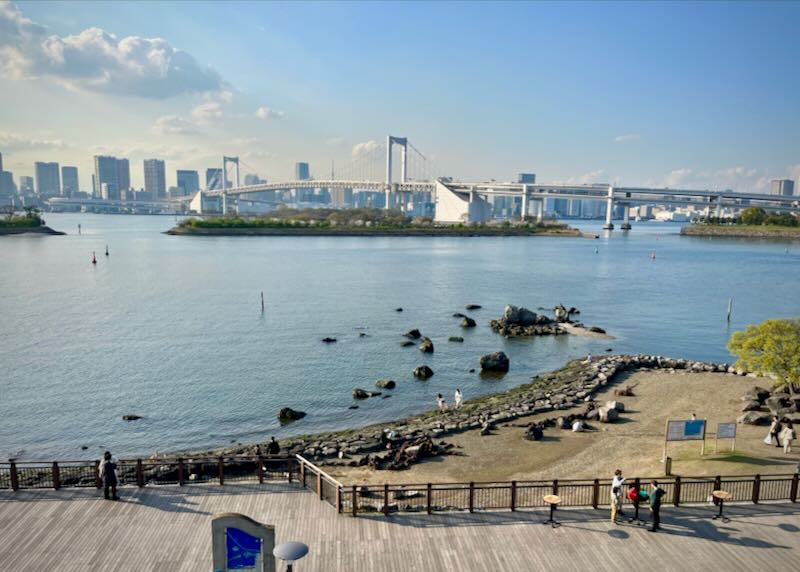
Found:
293,455 -> 346,489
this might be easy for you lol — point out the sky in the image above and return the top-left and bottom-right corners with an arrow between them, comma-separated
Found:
0,0 -> 799,191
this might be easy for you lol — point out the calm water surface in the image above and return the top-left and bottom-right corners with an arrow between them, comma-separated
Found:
2,213 -> 799,459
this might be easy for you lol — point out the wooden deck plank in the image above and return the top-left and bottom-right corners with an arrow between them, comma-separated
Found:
0,484 -> 799,571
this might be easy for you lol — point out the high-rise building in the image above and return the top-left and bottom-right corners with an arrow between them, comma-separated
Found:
176,170 -> 200,196
61,166 -> 79,196
117,159 -> 130,194
295,162 -> 310,181
244,174 -> 263,186
19,175 -> 34,194
770,179 -> 795,196
0,171 -> 16,198
517,173 -> 536,184
206,168 -> 222,190
34,161 -> 60,196
143,159 -> 166,199
94,156 -> 130,200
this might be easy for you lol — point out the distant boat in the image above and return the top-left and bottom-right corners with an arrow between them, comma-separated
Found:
91,252 -> 97,265
105,245 -> 109,256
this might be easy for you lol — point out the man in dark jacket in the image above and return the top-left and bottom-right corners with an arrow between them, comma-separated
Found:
648,480 -> 665,532
99,451 -> 119,501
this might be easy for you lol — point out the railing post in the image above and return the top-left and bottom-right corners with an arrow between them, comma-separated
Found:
511,481 -> 517,512
258,457 -> 264,484
674,476 -> 681,507
10,462 -> 19,491
299,459 -> 306,488
714,475 -> 721,491
136,459 -> 144,488
287,458 -> 293,484
94,460 -> 101,489
178,458 -> 185,486
52,462 -> 60,490
592,478 -> 599,509
383,484 -> 390,516
752,474 -> 761,504
468,482 -> 475,513
427,483 -> 433,515
791,473 -> 798,503
218,457 -> 225,485
352,485 -> 358,517
552,479 -> 558,495
336,484 -> 342,513
317,472 -> 323,500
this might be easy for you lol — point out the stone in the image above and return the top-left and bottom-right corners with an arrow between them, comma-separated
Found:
480,351 -> 510,372
395,308 -> 403,312
348,405 -> 359,410
122,414 -> 142,421
737,411 -> 771,425
359,332 -> 368,338
353,388 -> 381,399
743,386 -> 770,403
413,365 -> 434,379
452,312 -> 467,318
502,304 -> 541,326
465,304 -> 482,310
460,317 -> 477,328
605,400 -> 625,412
278,407 -> 306,422
404,329 -> 422,339
321,337 -> 337,343
741,400 -> 762,412
400,340 -> 415,347
448,336 -> 464,342
598,407 -> 619,423
375,379 -> 396,390
588,326 -> 606,334
766,394 -> 791,413
419,337 -> 434,353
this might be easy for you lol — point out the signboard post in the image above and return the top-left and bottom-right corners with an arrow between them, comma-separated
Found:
212,513 -> 276,572
664,419 -> 707,460
715,422 -> 737,453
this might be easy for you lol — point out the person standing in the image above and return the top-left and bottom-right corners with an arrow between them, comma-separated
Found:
454,388 -> 463,409
611,485 -> 621,524
612,469 -> 626,516
648,480 -> 665,532
267,436 -> 280,456
768,416 -> 783,448
436,394 -> 447,412
780,421 -> 795,454
99,451 -> 119,501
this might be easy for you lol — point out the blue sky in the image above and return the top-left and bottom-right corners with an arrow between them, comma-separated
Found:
1,0 -> 798,190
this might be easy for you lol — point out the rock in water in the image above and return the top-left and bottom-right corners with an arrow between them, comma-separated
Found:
419,337 -> 434,353
395,308 -> 403,312
278,408 -> 306,422
400,340 -> 415,347
122,414 -> 142,421
375,379 -> 396,389
413,365 -> 434,379
460,317 -> 476,328
321,337 -> 337,343
449,336 -> 464,342
352,388 -> 372,399
480,352 -> 510,372
452,312 -> 467,318
465,304 -> 482,310
404,329 -> 422,339
502,305 -> 543,327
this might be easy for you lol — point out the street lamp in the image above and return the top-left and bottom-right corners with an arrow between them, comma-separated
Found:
273,541 -> 309,572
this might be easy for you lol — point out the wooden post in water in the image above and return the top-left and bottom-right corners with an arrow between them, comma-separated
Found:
261,291 -> 265,313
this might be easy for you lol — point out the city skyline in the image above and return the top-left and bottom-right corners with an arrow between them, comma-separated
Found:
1,1 -> 799,192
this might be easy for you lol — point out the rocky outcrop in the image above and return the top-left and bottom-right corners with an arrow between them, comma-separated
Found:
490,305 -> 563,337
375,379 -> 396,390
419,337 -> 434,353
460,317 -> 476,328
413,365 -> 434,379
465,304 -> 482,310
404,329 -> 422,339
353,388 -> 382,399
480,352 -> 509,372
278,408 -> 306,422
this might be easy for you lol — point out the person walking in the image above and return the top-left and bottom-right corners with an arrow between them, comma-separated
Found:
648,480 -> 665,532
612,469 -> 626,516
454,388 -> 463,409
768,416 -> 783,448
99,451 -> 119,501
780,421 -> 795,454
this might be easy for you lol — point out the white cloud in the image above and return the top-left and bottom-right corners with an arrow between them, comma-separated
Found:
554,169 -> 606,185
658,166 -> 776,192
351,139 -> 381,159
255,106 -> 286,120
151,115 -> 198,135
614,134 -> 640,143
191,101 -> 223,122
0,131 -> 66,151
661,168 -> 693,187
0,1 -> 224,98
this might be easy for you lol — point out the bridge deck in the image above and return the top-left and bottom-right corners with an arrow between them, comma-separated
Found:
1,485 -> 798,571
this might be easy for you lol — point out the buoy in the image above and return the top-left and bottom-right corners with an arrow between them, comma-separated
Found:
92,251 -> 97,265
105,245 -> 109,256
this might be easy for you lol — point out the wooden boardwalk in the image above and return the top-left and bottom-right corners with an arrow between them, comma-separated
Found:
1,484 -> 799,571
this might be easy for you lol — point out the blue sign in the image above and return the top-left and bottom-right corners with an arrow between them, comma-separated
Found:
684,420 -> 704,437
226,527 -> 262,569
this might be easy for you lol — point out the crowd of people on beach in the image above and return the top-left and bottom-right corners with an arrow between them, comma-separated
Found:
766,417 -> 795,453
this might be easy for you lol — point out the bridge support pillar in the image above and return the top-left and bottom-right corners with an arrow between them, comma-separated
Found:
603,185 -> 615,230
620,204 -> 631,230
521,187 -> 528,220
384,186 -> 391,211
222,191 -> 227,216
535,199 -> 544,223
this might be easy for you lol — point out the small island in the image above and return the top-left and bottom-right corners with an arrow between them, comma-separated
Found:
166,207 -> 584,237
0,207 -> 65,236
681,207 -> 800,240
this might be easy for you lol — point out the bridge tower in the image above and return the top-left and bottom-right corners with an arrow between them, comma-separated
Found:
385,136 -> 408,210
222,156 -> 240,214
603,185 -> 615,230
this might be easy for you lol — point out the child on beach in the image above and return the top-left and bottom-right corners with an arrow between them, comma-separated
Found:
437,394 -> 447,412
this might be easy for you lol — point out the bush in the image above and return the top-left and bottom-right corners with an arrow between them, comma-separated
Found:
739,207 -> 766,225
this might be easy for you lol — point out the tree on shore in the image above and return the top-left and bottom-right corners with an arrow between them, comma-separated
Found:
739,207 -> 766,225
727,319 -> 800,392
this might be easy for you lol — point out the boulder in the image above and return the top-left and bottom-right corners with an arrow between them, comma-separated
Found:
588,326 -> 606,334
395,308 -> 403,312
743,386 -> 770,403
278,408 -> 306,422
122,414 -> 142,421
480,351 -> 510,372
404,329 -> 422,339
400,340 -> 415,347
448,336 -> 464,342
460,317 -> 477,328
375,379 -> 396,390
353,388 -> 381,399
413,365 -> 434,379
452,312 -> 467,318
502,305 -> 540,327
766,394 -> 791,413
598,407 -> 619,423
741,400 -> 762,412
465,304 -> 482,310
605,400 -> 625,412
419,337 -> 434,353
737,411 -> 771,425
321,337 -> 337,343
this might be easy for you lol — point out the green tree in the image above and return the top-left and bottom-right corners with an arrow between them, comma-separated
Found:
727,319 -> 800,392
739,207 -> 766,225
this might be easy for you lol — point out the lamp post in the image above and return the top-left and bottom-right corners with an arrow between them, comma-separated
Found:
273,541 -> 309,572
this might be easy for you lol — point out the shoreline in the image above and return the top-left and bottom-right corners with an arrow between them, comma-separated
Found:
681,224 -> 800,240
0,225 -> 65,236
165,226 -> 589,238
